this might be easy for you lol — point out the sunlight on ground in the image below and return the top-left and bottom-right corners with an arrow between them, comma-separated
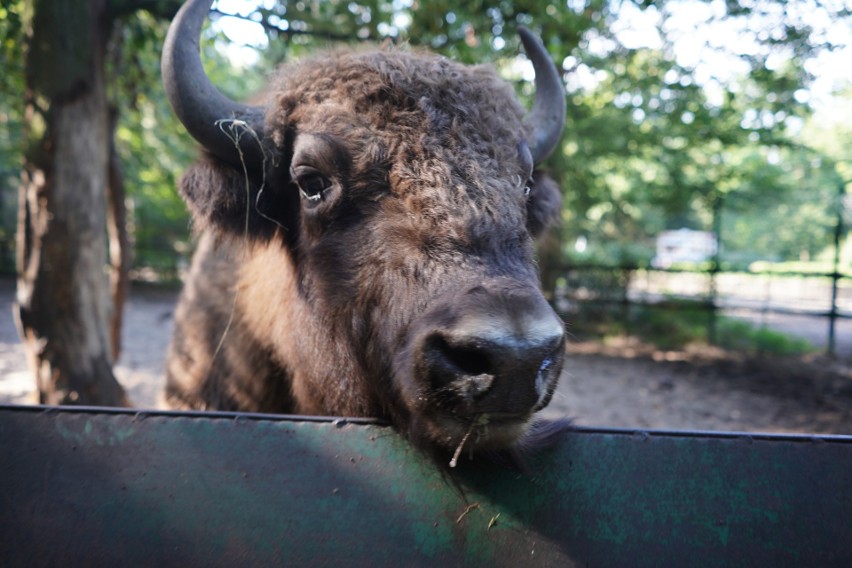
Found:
0,370 -> 32,405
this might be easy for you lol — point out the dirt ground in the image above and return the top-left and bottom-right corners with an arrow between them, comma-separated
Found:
2,278 -> 852,435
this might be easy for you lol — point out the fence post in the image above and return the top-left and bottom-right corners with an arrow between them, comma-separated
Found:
708,196 -> 723,345
828,180 -> 845,356
621,265 -> 632,337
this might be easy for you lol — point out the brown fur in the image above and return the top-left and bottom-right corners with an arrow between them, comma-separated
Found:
165,45 -> 565,456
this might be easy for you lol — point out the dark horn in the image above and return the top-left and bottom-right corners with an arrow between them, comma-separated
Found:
518,27 -> 566,163
162,0 -> 266,170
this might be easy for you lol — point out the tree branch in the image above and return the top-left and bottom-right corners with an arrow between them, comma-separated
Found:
210,9 -> 380,44
108,0 -> 181,22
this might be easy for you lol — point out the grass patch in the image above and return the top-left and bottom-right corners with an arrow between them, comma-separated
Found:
628,300 -> 710,351
565,298 -> 815,356
749,260 -> 852,278
714,318 -> 814,356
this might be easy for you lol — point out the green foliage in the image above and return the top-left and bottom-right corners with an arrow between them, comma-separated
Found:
620,300 -> 814,355
627,299 -> 712,350
0,0 -> 26,273
540,2 -> 846,267
1,0 -> 850,279
715,318 -> 814,356
107,8 -> 270,277
717,143 -> 843,264
108,10 -> 194,276
0,1 -> 26,96
564,238 -> 655,266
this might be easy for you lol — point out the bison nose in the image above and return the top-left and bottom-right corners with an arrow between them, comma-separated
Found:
423,298 -> 565,416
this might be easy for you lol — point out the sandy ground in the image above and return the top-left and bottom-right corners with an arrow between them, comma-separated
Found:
2,278 -> 852,435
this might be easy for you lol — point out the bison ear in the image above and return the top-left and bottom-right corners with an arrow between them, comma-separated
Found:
179,154 -> 298,241
527,171 -> 563,238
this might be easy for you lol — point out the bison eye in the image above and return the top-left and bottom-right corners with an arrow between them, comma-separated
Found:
513,174 -> 533,200
296,173 -> 332,204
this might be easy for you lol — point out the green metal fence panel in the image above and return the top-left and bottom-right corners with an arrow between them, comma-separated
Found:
1,405 -> 850,567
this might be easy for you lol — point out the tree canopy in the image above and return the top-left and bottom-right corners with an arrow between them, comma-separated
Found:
1,0 -> 850,275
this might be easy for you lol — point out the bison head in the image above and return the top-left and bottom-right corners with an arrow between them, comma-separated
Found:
162,0 -> 567,460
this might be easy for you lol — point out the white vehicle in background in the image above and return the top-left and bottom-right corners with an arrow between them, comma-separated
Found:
652,229 -> 717,268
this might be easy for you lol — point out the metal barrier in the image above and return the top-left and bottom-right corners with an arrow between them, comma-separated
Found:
551,263 -> 852,355
1,405 -> 850,566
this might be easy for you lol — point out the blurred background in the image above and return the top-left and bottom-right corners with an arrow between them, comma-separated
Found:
1,0 -> 850,431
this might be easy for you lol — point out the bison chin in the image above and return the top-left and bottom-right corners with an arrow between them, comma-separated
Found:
392,279 -> 566,463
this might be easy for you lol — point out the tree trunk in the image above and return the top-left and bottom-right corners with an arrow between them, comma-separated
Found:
106,106 -> 131,362
15,0 -> 128,406
537,230 -> 563,304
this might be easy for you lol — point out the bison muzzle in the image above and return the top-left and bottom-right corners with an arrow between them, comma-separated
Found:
161,0 -> 568,460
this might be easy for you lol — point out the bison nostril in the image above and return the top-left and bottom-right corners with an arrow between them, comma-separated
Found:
430,335 -> 493,378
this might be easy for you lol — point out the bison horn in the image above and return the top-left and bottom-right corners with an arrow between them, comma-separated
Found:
162,0 -> 267,171
518,27 -> 566,164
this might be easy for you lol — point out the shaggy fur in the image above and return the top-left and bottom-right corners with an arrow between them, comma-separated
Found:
165,45 -> 566,458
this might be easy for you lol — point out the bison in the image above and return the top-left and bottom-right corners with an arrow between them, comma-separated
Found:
161,0 -> 568,462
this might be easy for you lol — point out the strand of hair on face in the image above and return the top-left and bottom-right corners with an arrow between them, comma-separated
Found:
204,118 -> 269,376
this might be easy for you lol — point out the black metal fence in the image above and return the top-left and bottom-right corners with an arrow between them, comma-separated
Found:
547,263 -> 852,356
2,234 -> 850,355
547,179 -> 851,357
3,252 -> 850,356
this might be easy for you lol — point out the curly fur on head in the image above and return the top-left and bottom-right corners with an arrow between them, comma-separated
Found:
179,45 -> 561,243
